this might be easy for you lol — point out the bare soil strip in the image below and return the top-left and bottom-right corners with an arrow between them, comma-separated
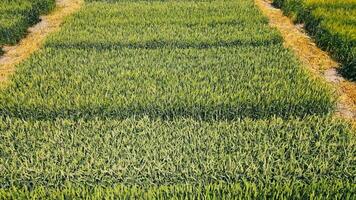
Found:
256,0 -> 356,122
0,0 -> 83,84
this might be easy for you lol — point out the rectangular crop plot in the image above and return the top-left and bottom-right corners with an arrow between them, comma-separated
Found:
46,1 -> 282,49
0,0 -> 354,198
0,117 -> 354,188
0,1 -> 334,120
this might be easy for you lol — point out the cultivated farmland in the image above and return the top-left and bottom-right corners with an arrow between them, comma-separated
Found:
0,0 -> 55,54
274,0 -> 356,80
0,0 -> 355,199
0,1 -> 334,120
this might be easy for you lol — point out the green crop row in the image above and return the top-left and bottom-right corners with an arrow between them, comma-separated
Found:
46,1 -> 282,49
0,46 -> 334,120
1,181 -> 355,199
0,0 -> 56,51
273,0 -> 356,80
0,1 -> 334,120
0,117 -> 354,189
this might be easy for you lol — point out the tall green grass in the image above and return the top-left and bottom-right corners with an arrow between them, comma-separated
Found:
273,0 -> 356,80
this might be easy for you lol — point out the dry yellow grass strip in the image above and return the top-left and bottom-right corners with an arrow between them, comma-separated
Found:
0,0 -> 83,84
255,0 -> 356,122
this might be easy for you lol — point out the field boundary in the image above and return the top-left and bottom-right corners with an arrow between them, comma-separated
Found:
255,0 -> 356,123
0,0 -> 83,84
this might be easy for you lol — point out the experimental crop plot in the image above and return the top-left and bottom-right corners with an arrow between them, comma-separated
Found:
0,0 -> 354,198
0,1 -> 334,120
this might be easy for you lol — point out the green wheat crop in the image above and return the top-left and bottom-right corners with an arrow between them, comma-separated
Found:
0,0 -> 354,198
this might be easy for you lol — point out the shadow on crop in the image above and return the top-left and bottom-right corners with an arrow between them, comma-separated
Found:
0,102 -> 332,122
44,38 -> 282,51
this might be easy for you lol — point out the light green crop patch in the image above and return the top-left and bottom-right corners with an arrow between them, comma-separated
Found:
0,117 -> 354,188
0,46 -> 333,120
0,1 -> 334,120
46,1 -> 281,48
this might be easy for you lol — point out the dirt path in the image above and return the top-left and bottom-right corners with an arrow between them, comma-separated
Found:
255,0 -> 356,123
0,0 -> 83,84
